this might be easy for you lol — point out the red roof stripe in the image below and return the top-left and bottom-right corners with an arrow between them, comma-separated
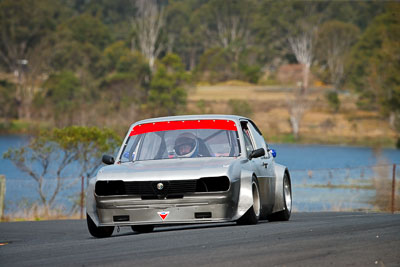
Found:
129,120 -> 237,136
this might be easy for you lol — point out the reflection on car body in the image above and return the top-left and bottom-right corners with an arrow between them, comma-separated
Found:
86,115 -> 292,238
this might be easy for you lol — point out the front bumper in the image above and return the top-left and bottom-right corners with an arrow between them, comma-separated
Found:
95,193 -> 238,226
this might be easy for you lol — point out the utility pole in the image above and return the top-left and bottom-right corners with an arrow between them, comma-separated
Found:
80,176 -> 84,219
0,175 -> 5,221
391,164 -> 397,214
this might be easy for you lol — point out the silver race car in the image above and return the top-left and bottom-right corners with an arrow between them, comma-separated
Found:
86,115 -> 292,237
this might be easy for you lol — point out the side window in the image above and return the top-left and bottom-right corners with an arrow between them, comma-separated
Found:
247,121 -> 267,151
243,131 -> 254,156
241,122 -> 254,156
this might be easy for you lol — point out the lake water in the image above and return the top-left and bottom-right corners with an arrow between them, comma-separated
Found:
0,135 -> 399,213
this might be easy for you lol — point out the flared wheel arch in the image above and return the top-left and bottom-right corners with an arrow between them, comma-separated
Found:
267,170 -> 292,221
237,175 -> 261,225
86,213 -> 115,238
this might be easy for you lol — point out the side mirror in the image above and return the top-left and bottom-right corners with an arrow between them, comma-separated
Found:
249,148 -> 265,160
102,154 -> 115,165
270,148 -> 277,158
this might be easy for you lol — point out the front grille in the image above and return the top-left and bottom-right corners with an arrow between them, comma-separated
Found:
124,180 -> 197,196
95,180 -> 197,197
95,177 -> 229,197
124,181 -> 153,195
168,180 -> 197,194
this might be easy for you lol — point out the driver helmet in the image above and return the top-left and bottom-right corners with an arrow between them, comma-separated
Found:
174,132 -> 199,158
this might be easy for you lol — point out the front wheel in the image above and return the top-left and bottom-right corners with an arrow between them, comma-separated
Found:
87,214 -> 114,238
237,176 -> 260,225
268,173 -> 292,221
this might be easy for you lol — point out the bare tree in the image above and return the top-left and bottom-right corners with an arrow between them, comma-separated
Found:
0,0 -> 54,120
286,4 -> 321,139
215,15 -> 250,62
131,0 -> 164,72
287,88 -> 309,140
14,41 -> 51,120
204,1 -> 252,63
317,21 -> 360,91
288,28 -> 316,93
287,29 -> 316,139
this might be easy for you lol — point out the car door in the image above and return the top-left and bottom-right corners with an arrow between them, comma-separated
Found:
240,121 -> 264,179
246,120 -> 276,212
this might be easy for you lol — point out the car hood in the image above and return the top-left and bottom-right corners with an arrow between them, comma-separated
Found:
96,157 -> 239,181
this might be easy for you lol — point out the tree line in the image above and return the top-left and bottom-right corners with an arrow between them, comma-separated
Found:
0,0 -> 398,133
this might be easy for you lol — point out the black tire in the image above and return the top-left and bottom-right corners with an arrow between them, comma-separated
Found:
268,173 -> 292,221
87,214 -> 114,238
131,225 -> 155,233
237,176 -> 260,225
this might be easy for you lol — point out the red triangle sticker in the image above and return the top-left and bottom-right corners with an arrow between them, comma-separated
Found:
158,211 -> 169,221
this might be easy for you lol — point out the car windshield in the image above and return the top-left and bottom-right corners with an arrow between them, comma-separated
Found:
120,120 -> 240,162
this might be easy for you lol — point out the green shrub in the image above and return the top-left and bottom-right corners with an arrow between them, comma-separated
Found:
325,90 -> 340,112
147,53 -> 190,116
0,80 -> 17,119
196,47 -> 235,83
239,64 -> 262,84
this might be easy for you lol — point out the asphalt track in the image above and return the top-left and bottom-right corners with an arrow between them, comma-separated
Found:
0,212 -> 399,266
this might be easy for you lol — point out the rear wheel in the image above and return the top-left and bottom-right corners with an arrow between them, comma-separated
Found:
237,177 -> 260,225
87,214 -> 114,238
268,173 -> 292,221
131,225 -> 155,233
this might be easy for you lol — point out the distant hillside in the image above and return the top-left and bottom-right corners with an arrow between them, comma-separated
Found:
187,84 -> 397,147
